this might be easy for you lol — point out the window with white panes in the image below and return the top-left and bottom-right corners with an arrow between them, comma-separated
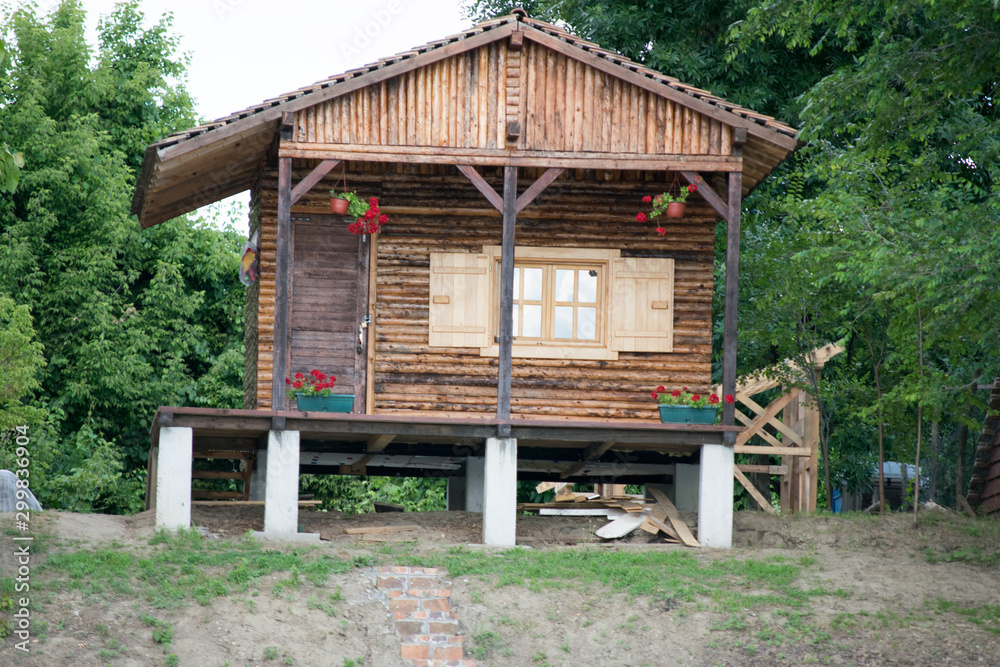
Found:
507,263 -> 603,344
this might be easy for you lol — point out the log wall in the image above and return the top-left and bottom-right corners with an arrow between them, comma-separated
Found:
251,164 -> 715,420
295,41 -> 732,156
243,168 -> 262,409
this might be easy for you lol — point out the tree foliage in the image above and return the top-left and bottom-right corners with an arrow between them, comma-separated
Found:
0,1 -> 244,512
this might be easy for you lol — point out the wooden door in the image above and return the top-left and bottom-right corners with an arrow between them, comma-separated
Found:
290,215 -> 370,412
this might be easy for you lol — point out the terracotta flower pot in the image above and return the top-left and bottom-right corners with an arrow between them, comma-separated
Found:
665,201 -> 686,218
330,197 -> 349,215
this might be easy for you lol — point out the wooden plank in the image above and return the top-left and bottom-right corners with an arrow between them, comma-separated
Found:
735,445 -> 812,456
515,167 -> 564,213
648,487 -> 699,547
192,470 -> 245,480
721,167 -> 742,429
596,512 -> 646,539
273,156 -> 292,410
191,491 -> 245,499
737,464 -> 788,475
735,391 -> 798,447
539,508 -> 609,516
736,392 -> 803,446
344,524 -> 421,535
456,164 -> 503,212
680,171 -> 728,222
290,159 -> 340,205
734,466 -> 777,514
191,500 -> 322,506
642,515 -> 680,541
560,440 -> 614,479
496,166 -> 518,425
279,143 -> 742,171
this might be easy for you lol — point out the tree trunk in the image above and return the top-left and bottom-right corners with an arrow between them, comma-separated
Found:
900,463 -> 909,511
928,413 -> 940,502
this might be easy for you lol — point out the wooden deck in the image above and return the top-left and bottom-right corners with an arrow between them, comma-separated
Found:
149,406 -> 741,485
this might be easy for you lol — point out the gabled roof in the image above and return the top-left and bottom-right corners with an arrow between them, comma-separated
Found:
132,11 -> 798,227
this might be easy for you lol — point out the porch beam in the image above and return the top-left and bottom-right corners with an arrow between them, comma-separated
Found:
281,143 -> 742,171
273,144 -> 293,410
516,168 -> 564,213
680,171 -> 729,221
721,128 -> 746,432
456,165 -> 503,212
497,166 -> 518,433
560,440 -> 614,479
290,159 -> 340,206
348,434 -> 396,474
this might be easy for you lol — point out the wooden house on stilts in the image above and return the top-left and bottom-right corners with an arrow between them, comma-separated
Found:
134,11 -> 798,546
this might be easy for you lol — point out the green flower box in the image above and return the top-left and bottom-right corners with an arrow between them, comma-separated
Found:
659,405 -> 717,424
295,394 -> 354,413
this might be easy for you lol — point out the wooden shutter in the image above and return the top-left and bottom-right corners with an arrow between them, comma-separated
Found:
428,252 -> 491,348
610,257 -> 674,352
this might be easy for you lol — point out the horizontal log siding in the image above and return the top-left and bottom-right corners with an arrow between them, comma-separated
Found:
373,171 -> 713,421
295,42 -> 730,156
256,165 -> 714,419
243,169 -> 262,409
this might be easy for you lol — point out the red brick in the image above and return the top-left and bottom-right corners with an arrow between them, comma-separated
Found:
432,645 -> 463,661
400,634 -> 431,643
423,567 -> 439,575
422,598 -> 451,613
408,576 -> 438,589
436,589 -> 452,597
446,635 -> 464,645
387,589 -> 405,598
401,643 -> 430,660
426,611 -> 454,620
377,576 -> 405,589
393,566 -> 411,574
394,620 -> 424,635
389,599 -> 419,613
427,621 -> 458,634
377,566 -> 393,575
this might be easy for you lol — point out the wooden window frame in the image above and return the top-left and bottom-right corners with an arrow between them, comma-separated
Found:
481,246 -> 621,361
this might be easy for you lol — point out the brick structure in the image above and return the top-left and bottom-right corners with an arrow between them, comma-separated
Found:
376,566 -> 477,667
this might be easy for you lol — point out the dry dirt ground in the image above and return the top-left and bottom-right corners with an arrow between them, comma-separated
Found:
0,507 -> 998,667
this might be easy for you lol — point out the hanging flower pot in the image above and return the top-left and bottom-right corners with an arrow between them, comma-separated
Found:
330,196 -> 349,215
637,181 -> 699,229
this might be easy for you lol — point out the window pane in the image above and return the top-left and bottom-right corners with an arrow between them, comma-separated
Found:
523,305 -> 542,337
578,307 -> 597,340
578,270 -> 597,303
512,304 -> 519,337
513,267 -> 520,298
555,269 -> 575,302
554,306 -> 573,338
523,268 -> 543,301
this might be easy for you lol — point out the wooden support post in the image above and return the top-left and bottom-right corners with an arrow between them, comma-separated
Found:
289,159 -> 340,206
273,150 -> 293,411
804,390 -> 820,512
497,167 -> 518,433
721,128 -> 746,431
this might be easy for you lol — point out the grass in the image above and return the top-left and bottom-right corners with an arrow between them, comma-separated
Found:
40,529 -> 358,608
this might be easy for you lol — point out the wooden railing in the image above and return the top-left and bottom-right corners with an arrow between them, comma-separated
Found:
716,342 -> 844,514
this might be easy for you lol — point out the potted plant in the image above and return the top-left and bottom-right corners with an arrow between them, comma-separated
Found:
651,386 -> 734,424
286,369 -> 354,412
636,183 -> 699,233
329,190 -> 388,235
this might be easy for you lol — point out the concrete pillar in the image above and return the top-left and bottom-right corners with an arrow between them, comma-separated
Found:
155,427 -> 193,531
446,475 -> 467,511
466,456 -> 485,513
675,462 -> 700,513
248,449 -> 267,501
263,430 -> 300,535
482,437 -> 517,546
698,444 -> 734,548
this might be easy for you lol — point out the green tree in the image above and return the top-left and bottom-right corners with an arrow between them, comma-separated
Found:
0,1 -> 244,512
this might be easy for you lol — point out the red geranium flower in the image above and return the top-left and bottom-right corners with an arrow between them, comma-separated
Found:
378,213 -> 388,224
691,394 -> 700,402
294,372 -> 304,379
656,227 -> 666,236
656,386 -> 665,392
285,377 -> 290,384
642,195 -> 652,203
687,183 -> 698,194
292,380 -> 303,389
651,391 -> 658,399
709,394 -> 719,404
671,390 -> 681,398
369,196 -> 378,207
636,212 -> 647,222
724,394 -> 735,404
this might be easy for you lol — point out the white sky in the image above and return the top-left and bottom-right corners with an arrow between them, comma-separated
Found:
62,0 -> 473,229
